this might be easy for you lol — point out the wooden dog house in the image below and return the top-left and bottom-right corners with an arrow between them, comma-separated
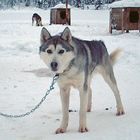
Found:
50,4 -> 71,25
109,0 -> 140,33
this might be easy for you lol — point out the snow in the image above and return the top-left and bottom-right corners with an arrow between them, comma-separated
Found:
0,7 -> 140,140
52,3 -> 71,9
110,0 -> 140,8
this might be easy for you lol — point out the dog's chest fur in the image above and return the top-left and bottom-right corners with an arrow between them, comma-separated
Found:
58,67 -> 85,89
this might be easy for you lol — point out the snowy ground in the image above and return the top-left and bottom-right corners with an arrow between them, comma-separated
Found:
0,7 -> 140,140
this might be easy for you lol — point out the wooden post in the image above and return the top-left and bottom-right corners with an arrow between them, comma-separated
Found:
138,10 -> 140,32
121,8 -> 124,33
66,0 -> 69,25
109,9 -> 112,33
126,8 -> 129,33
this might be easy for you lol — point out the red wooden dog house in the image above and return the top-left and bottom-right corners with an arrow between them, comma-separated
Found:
50,4 -> 71,25
109,0 -> 140,33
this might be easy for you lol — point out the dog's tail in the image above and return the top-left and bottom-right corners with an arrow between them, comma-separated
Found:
110,48 -> 123,65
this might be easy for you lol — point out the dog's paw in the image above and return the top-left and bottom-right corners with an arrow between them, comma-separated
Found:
87,108 -> 91,112
79,127 -> 88,133
116,108 -> 125,116
87,103 -> 92,112
55,128 -> 66,134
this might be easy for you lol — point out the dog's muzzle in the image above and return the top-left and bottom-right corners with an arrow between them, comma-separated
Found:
50,62 -> 58,71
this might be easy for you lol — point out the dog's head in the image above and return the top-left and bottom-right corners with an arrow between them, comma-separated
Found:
39,27 -> 75,74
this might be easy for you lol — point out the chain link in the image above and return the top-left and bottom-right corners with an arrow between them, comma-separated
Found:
0,74 -> 59,118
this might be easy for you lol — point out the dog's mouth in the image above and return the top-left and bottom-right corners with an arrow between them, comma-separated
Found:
50,66 -> 64,75
51,67 -> 58,72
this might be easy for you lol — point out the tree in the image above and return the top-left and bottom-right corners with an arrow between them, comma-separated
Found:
95,0 -> 102,10
25,0 -> 30,6
7,0 -> 16,8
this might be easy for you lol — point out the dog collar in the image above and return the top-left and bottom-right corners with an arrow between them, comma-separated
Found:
60,58 -> 75,75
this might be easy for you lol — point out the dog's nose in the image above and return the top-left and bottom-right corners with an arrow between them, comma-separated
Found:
50,62 -> 58,71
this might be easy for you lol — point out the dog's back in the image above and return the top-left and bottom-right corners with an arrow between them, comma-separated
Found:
71,37 -> 109,73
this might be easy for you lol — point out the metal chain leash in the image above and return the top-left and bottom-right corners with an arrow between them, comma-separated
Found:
0,74 -> 59,118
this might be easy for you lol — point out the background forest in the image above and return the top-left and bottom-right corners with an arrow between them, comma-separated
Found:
0,0 -> 119,9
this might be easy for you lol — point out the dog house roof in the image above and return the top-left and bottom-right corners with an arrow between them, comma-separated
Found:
51,3 -> 71,9
110,0 -> 140,8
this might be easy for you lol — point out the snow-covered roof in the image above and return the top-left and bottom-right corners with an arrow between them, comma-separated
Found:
110,0 -> 140,8
51,3 -> 71,9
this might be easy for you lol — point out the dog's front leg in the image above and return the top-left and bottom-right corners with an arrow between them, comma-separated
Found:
79,88 -> 89,133
56,86 -> 70,134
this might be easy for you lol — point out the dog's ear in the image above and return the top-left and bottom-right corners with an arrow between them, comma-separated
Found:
61,27 -> 72,43
40,27 -> 51,44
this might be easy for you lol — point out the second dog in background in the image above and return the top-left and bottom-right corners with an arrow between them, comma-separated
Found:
32,13 -> 43,26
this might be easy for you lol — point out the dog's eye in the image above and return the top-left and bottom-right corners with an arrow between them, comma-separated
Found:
58,50 -> 65,54
46,49 -> 53,54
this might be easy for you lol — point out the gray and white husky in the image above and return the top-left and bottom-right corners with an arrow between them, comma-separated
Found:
39,27 -> 125,134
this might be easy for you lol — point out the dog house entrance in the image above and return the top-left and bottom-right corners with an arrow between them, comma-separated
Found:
50,8 -> 71,25
129,11 -> 139,23
60,10 -> 66,20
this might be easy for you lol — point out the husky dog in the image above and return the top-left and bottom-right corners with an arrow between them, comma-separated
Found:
32,13 -> 43,26
39,27 -> 125,134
